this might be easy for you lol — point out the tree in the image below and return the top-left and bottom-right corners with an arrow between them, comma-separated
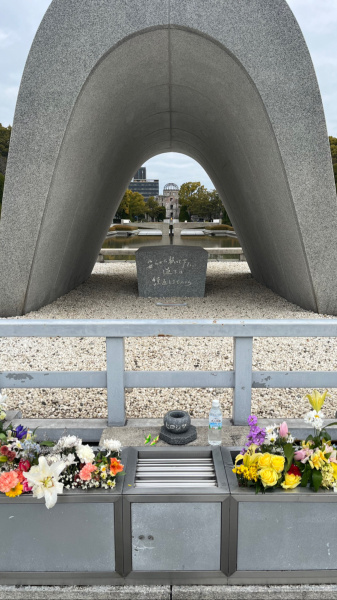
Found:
0,173 -> 4,214
179,181 -> 232,224
179,205 -> 190,222
145,196 -> 159,221
178,181 -> 201,218
115,190 -> 146,221
0,123 -> 11,158
330,137 -> 337,192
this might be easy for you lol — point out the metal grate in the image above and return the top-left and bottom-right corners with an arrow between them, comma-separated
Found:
135,456 -> 217,487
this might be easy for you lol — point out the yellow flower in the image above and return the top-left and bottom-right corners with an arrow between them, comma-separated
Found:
247,465 -> 258,482
258,467 -> 279,488
235,446 -> 261,470
309,450 -> 327,470
270,455 -> 285,474
331,462 -> 337,480
321,463 -> 334,488
258,453 -> 272,468
281,472 -> 301,490
5,483 -> 23,498
305,389 -> 328,412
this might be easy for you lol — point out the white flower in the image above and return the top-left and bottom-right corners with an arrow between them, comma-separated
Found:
100,439 -> 122,456
265,432 -> 278,444
54,435 -> 81,451
0,393 -> 8,406
265,425 -> 277,436
287,434 -> 294,444
76,444 -> 95,464
24,456 -> 66,509
62,452 -> 76,467
0,410 -> 6,421
304,410 -> 324,430
46,453 -> 62,464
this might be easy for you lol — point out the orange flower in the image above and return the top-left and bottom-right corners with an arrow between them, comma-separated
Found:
0,471 -> 18,493
110,458 -> 124,476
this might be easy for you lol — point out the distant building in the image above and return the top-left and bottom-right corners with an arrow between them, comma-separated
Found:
156,183 -> 180,221
128,167 -> 159,199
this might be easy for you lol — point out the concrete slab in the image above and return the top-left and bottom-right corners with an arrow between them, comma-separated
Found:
0,586 -> 170,600
172,585 -> 337,599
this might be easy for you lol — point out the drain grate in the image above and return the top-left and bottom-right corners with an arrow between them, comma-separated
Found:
135,457 -> 217,487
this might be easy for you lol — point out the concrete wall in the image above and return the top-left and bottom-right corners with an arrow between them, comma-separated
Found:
0,0 -> 336,315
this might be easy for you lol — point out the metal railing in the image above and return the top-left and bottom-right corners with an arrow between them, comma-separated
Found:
1,319 -> 337,426
98,248 -> 246,261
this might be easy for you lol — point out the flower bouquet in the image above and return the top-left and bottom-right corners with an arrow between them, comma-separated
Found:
233,390 -> 337,493
0,394 -> 123,508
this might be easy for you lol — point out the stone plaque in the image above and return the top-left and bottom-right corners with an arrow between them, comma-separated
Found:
136,246 -> 208,297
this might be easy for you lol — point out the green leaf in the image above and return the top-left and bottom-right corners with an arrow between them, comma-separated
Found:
312,469 -> 322,492
0,433 -> 7,440
300,464 -> 312,487
39,441 -> 55,447
0,456 -> 8,463
305,434 -> 314,443
283,443 -> 294,472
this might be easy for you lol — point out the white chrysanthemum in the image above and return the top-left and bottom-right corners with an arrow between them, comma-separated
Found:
100,439 -> 122,456
287,434 -> 294,444
304,410 -> 324,430
76,444 -> 95,464
265,425 -> 277,436
24,456 -> 66,509
54,435 -> 81,450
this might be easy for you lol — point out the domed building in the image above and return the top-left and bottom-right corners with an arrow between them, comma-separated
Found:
156,182 -> 180,221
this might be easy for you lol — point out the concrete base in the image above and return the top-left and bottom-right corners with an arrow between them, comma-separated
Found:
1,585 -> 337,600
4,416 -> 337,445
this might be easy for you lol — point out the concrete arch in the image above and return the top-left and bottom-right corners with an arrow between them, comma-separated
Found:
0,0 -> 336,315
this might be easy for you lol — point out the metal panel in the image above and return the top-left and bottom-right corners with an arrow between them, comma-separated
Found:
106,337 -> 125,426
237,501 -> 337,571
123,446 -> 229,496
0,371 -> 106,388
0,502 -> 115,572
131,502 -> 221,571
233,337 -> 253,425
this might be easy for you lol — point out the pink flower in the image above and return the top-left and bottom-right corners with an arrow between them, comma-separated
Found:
22,479 -> 33,493
79,463 -> 97,481
279,422 -> 288,438
294,449 -> 307,461
294,448 -> 313,463
19,460 -> 30,472
0,471 -> 19,493
15,469 -> 26,483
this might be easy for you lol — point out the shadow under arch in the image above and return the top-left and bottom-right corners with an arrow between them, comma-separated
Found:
1,2 -> 336,315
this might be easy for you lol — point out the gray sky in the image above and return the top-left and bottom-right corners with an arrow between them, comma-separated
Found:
1,0 -> 336,193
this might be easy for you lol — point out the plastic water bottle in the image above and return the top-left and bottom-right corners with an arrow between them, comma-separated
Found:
208,396 -> 222,446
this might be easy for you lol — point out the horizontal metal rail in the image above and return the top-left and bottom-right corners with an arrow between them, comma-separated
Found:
98,248 -> 246,260
1,319 -> 337,426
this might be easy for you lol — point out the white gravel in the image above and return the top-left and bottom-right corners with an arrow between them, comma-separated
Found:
1,261 -> 336,421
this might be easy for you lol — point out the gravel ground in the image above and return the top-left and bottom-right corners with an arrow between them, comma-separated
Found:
1,261 -> 336,421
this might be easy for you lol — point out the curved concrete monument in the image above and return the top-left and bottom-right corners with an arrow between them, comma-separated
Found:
0,0 -> 336,315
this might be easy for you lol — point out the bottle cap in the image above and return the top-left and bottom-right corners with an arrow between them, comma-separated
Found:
212,397 -> 220,406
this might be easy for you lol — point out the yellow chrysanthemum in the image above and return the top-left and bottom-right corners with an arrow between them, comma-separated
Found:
5,483 -> 23,498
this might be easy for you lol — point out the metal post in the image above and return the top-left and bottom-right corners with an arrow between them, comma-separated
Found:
106,337 -> 126,426
232,337 -> 253,425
